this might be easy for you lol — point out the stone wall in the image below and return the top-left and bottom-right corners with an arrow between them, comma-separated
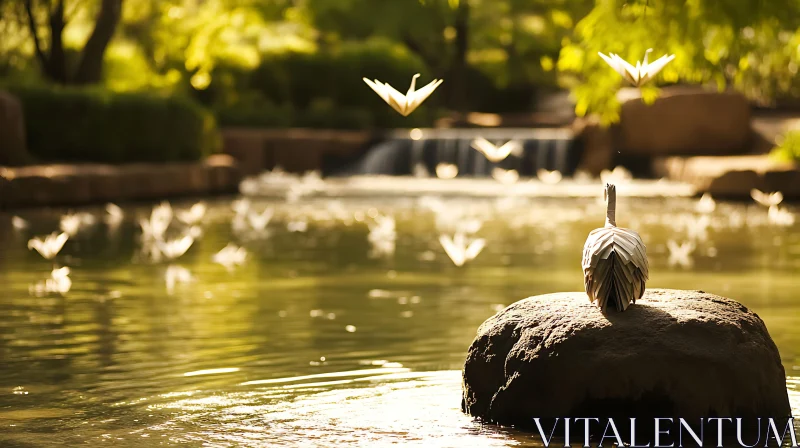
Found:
653,155 -> 800,198
575,87 -> 755,176
0,90 -> 31,166
0,155 -> 241,210
222,128 -> 375,175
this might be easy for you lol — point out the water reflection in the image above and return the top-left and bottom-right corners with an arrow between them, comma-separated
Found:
0,195 -> 798,446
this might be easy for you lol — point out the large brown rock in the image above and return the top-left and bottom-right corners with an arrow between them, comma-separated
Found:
617,87 -> 751,156
462,289 -> 791,435
0,91 -> 31,166
652,155 -> 800,198
573,116 -> 614,176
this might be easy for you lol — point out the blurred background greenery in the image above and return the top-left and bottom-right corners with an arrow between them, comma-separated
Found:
1,0 -> 800,160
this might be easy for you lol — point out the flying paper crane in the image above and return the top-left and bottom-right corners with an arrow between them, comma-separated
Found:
470,137 -> 522,163
598,49 -> 675,87
582,183 -> 649,312
363,74 -> 442,116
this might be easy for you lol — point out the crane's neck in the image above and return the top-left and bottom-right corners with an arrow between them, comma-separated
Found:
605,184 -> 616,227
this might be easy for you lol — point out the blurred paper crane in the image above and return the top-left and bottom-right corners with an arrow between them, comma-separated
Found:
439,232 -> 485,267
177,202 -> 207,225
11,216 -> 28,230
750,189 -> 783,207
60,213 -> 82,236
413,163 -> 430,178
140,202 -> 173,241
695,193 -> 716,214
105,203 -> 124,227
768,205 -> 795,227
363,74 -> 442,116
213,243 -> 247,270
232,198 -> 251,216
536,169 -> 563,185
247,207 -> 274,232
582,183 -> 649,312
491,167 -> 519,185
30,266 -> 72,296
165,265 -> 193,294
368,215 -> 397,258
600,166 -> 632,185
667,240 -> 695,269
157,235 -> 194,261
684,214 -> 710,241
470,137 -> 522,163
287,220 -> 308,232
152,201 -> 173,225
28,232 -> 69,260
368,215 -> 396,243
48,266 -> 72,294
436,163 -> 458,179
598,49 -> 675,87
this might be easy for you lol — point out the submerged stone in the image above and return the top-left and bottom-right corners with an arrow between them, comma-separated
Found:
461,289 -> 791,434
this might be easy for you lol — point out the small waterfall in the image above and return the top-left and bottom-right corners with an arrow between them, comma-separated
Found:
327,128 -> 581,177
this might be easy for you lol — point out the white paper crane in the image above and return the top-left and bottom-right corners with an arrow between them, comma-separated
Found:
177,202 -> 207,226
582,183 -> 649,312
667,240 -> 695,269
470,137 -> 522,163
363,74 -> 442,116
28,232 -> 69,260
439,232 -> 485,267
213,243 -> 247,270
536,169 -> 563,185
105,203 -> 124,227
598,49 -> 675,87
11,216 -> 28,230
491,167 -> 519,185
750,189 -> 783,207
695,193 -> 716,214
768,205 -> 795,227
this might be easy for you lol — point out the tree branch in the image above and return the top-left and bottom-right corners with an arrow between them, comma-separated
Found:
24,0 -> 48,68
47,0 -> 68,83
74,0 -> 123,84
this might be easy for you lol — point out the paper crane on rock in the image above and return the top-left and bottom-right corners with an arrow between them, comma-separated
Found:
582,183 -> 649,312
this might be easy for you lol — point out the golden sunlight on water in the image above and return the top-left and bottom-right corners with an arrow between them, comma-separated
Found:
0,196 -> 798,446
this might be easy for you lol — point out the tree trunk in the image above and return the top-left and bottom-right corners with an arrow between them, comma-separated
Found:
446,0 -> 469,112
47,0 -> 68,84
73,0 -> 123,84
402,34 -> 447,77
24,0 -> 67,84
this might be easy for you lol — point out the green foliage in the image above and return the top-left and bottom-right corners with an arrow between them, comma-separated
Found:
557,0 -> 800,125
209,38 -> 440,129
6,85 -> 219,163
3,0 -> 800,132
770,130 -> 800,162
118,0 -> 316,92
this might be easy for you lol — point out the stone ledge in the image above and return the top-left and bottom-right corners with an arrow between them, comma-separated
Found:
0,154 -> 241,209
652,155 -> 800,198
222,128 -> 375,175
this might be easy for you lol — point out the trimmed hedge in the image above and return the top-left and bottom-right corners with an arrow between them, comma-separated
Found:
207,39 -> 442,129
7,85 -> 219,163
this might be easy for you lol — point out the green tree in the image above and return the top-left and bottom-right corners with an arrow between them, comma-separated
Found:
9,0 -> 125,84
558,0 -> 800,125
117,0 -> 313,91
304,0 -> 592,112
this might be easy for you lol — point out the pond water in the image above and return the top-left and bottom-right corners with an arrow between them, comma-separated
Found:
0,193 -> 798,447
